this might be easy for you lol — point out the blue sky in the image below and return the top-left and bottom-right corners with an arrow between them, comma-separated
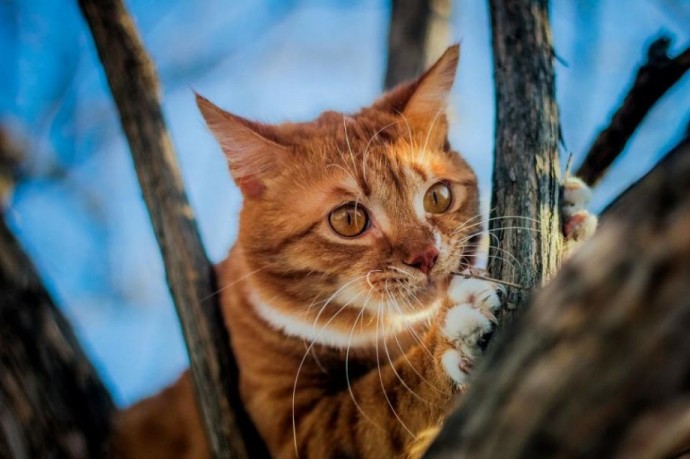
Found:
2,0 -> 689,406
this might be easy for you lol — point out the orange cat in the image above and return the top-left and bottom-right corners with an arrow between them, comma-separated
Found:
114,45 -> 509,458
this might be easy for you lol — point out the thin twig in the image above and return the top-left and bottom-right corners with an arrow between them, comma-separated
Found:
451,271 -> 527,290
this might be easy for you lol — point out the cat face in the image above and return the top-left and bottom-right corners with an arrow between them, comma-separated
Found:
199,46 -> 480,336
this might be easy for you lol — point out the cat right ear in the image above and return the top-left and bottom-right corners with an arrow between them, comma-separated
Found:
196,94 -> 290,198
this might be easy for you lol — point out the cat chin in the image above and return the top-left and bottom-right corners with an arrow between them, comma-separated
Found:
249,289 -> 442,349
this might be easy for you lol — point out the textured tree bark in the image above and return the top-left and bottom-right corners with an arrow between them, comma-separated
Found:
576,37 -> 690,187
427,132 -> 690,459
486,0 -> 563,317
78,1 -> 267,457
0,217 -> 115,458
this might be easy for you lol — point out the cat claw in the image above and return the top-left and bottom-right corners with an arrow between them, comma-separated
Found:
561,176 -> 598,242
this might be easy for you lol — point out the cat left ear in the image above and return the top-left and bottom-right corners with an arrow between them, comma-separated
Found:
402,44 -> 459,137
196,94 -> 290,199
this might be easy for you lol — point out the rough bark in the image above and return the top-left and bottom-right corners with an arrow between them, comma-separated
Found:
427,131 -> 690,459
486,0 -> 563,317
384,0 -> 432,89
0,217 -> 115,458
77,1 -> 266,457
576,37 -> 690,186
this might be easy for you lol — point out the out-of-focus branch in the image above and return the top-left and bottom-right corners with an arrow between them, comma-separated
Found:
576,36 -> 690,186
77,1 -> 267,457
385,0 -> 451,89
0,131 -> 115,457
427,130 -> 690,459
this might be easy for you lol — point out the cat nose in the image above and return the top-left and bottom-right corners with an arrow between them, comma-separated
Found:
403,245 -> 439,275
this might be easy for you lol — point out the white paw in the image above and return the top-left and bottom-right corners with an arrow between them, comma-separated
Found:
441,303 -> 493,358
561,176 -> 591,217
439,305 -> 490,387
561,177 -> 597,241
441,349 -> 469,386
447,276 -> 504,313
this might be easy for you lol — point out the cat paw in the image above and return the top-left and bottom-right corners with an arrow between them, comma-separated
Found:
438,276 -> 505,386
561,176 -> 598,242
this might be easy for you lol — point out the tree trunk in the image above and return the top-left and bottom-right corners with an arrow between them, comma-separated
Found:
0,217 -> 115,458
427,131 -> 690,458
77,1 -> 267,457
487,0 -> 563,317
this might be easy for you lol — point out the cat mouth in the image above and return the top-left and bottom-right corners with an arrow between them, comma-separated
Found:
367,267 -> 452,305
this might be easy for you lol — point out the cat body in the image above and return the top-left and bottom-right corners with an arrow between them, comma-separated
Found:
114,45 -> 593,458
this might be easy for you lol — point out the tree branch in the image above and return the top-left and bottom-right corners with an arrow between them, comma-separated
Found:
427,131 -> 690,458
384,0 -> 432,89
576,36 -> 690,186
77,1 -> 267,457
486,0 -> 563,318
0,202 -> 114,456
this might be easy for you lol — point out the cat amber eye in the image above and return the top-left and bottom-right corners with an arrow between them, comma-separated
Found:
424,182 -> 452,213
329,203 -> 368,237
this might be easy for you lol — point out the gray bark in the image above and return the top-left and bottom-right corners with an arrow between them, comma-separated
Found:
486,0 -> 563,318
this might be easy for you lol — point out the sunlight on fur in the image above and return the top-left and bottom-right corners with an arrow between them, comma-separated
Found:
112,44 -> 594,459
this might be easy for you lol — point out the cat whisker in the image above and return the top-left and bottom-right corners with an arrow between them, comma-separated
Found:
395,109 -> 415,148
421,102 -> 450,164
361,120 -> 400,184
374,292 -> 417,439
342,116 -> 358,177
344,288 -> 385,431
292,287 -> 367,457
451,215 -> 543,236
387,265 -> 414,278
200,265 -> 268,302
389,314 -> 450,397
383,284 -> 448,402
485,232 -> 523,269
397,294 -> 452,396
326,163 -> 358,186
311,273 -> 373,328
391,281 -> 438,362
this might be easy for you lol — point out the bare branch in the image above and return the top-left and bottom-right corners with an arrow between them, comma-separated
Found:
0,131 -> 114,457
385,0 -> 433,89
77,1 -> 267,457
576,36 -> 690,186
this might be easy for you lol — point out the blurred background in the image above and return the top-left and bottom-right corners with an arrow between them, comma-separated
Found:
1,0 -> 688,407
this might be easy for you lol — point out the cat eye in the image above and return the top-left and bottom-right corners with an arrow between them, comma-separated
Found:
329,203 -> 369,237
424,182 -> 452,213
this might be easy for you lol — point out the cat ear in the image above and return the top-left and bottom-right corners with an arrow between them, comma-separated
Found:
402,44 -> 459,128
374,45 -> 459,143
196,94 -> 290,198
